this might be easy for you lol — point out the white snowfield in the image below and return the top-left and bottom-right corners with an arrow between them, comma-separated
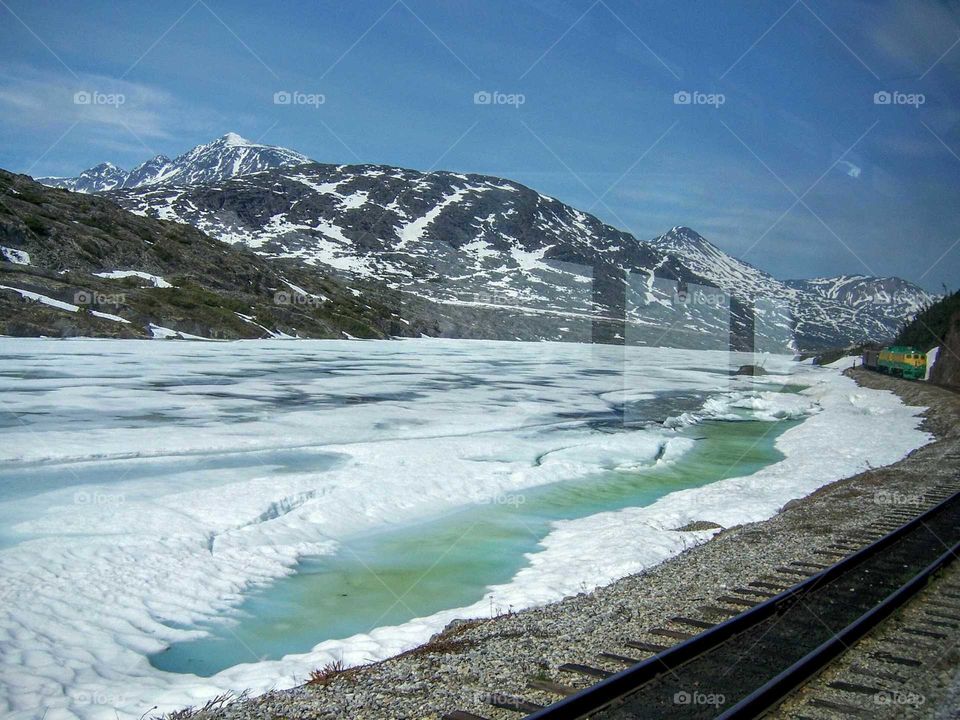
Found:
1,246 -> 30,265
92,271 -> 173,288
0,339 -> 930,720
0,285 -> 130,324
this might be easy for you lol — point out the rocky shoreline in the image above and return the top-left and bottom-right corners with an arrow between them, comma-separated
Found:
171,367 -> 960,720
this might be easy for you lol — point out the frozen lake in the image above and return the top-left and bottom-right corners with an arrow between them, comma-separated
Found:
0,338 -> 930,719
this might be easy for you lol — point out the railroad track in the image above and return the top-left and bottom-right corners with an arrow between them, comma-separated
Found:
442,480 -> 960,720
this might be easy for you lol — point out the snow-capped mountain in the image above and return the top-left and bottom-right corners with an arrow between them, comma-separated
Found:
110,161 -> 726,346
103,158 -> 928,350
786,275 -> 932,321
37,133 -> 311,193
655,227 -> 935,348
35,134 -> 928,350
38,162 -> 129,193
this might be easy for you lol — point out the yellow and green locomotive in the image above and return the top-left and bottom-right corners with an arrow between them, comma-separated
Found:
862,346 -> 927,380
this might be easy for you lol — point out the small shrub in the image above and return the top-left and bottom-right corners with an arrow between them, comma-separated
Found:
23,215 -> 48,235
307,659 -> 347,686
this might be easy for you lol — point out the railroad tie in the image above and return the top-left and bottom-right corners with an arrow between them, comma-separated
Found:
827,680 -> 886,695
670,615 -> 715,629
701,604 -> 741,618
828,543 -> 861,551
485,694 -> 544,714
791,561 -> 830,570
528,679 -> 576,697
717,594 -> 759,607
923,607 -> 960,622
870,650 -> 923,667
558,662 -> 612,679
624,639 -> 670,653
775,565 -> 816,577
650,627 -> 694,641
749,579 -> 791,591
808,697 -> 873,716
923,618 -> 960,629
443,712 -> 491,720
598,651 -> 642,666
735,586 -> 777,598
901,626 -> 949,639
848,663 -> 908,684
926,598 -> 960,611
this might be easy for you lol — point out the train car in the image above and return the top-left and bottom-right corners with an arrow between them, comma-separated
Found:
877,345 -> 927,380
862,349 -> 880,370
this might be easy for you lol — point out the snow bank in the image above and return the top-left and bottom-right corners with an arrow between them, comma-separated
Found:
93,270 -> 173,288
1,246 -> 30,265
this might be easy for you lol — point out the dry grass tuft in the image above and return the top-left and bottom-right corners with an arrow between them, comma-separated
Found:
307,658 -> 350,686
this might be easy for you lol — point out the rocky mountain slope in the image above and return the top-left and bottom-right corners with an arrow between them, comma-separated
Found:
0,169 -> 432,340
95,141 -> 932,350
652,228 -> 935,349
37,133 -> 310,193
28,133 -> 934,349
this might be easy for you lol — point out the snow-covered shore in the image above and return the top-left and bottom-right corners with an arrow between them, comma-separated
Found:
0,339 -> 930,719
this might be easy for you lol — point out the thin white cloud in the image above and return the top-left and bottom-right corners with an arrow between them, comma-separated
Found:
0,64 -> 199,140
836,159 -> 862,178
861,0 -> 960,76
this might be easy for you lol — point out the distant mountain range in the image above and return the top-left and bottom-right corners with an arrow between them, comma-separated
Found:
36,133 -> 310,192
17,133 -> 935,349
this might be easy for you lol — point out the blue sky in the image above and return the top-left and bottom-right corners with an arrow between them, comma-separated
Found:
1,0 -> 958,292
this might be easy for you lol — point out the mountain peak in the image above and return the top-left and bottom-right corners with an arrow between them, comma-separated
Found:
217,132 -> 252,146
36,134 -> 312,193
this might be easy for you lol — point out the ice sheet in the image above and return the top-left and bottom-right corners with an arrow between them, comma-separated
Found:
0,339 -> 930,719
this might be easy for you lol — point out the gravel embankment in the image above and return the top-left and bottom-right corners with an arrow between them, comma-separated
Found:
176,368 -> 960,720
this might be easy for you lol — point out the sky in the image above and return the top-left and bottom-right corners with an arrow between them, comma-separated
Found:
1,0 -> 958,292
